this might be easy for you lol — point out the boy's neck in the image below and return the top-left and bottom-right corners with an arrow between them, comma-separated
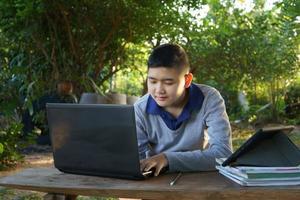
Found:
164,89 -> 189,118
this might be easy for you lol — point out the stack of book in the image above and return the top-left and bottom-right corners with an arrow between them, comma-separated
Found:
216,126 -> 300,186
216,158 -> 300,186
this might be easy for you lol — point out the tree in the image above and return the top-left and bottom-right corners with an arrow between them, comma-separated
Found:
177,0 -> 299,119
0,0 -> 187,96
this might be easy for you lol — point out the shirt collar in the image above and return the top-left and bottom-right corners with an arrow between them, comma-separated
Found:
146,83 -> 204,116
185,83 -> 204,112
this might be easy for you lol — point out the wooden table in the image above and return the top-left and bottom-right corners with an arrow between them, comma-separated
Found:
0,167 -> 300,200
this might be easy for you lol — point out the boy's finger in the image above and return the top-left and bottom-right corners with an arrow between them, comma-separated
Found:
140,160 -> 147,171
154,168 -> 160,176
144,162 -> 156,172
140,158 -> 155,171
154,164 -> 164,176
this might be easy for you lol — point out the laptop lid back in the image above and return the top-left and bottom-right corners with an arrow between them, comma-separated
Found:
46,103 -> 144,179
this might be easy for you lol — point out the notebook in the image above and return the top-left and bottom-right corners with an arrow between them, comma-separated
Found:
222,126 -> 300,167
46,103 -> 152,180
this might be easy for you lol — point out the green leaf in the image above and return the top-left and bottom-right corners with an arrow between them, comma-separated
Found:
0,143 -> 4,154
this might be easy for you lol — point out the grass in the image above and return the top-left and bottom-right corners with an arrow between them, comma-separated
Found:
232,127 -> 253,151
0,187 -> 117,200
0,187 -> 43,200
77,197 -> 116,200
288,131 -> 300,147
0,127 -> 299,200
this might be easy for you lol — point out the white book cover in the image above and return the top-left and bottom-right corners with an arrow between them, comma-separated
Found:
217,166 -> 300,186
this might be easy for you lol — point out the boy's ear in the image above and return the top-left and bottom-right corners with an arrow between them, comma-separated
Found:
184,73 -> 193,88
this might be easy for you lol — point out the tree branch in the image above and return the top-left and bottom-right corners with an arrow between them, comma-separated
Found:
56,2 -> 82,67
94,12 -> 123,78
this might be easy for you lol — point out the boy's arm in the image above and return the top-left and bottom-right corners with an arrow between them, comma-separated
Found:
164,89 -> 233,172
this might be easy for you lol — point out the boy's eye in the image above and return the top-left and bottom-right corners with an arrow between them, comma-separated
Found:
164,81 -> 174,85
148,80 -> 157,84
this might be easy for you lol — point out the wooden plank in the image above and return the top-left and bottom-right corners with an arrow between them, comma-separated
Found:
0,167 -> 300,200
262,125 -> 295,133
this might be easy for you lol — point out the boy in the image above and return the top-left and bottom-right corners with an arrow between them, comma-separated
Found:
134,43 -> 232,176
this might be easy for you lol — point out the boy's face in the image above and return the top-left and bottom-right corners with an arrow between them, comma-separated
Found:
147,67 -> 190,109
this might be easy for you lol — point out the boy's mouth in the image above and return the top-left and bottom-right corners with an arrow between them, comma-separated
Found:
156,96 -> 168,101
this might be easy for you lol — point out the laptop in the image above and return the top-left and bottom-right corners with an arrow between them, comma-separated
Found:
46,103 -> 153,180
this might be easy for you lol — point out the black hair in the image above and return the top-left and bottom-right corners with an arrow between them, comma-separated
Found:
147,43 -> 190,71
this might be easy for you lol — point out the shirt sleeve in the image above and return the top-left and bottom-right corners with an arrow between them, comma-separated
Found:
134,104 -> 150,160
164,89 -> 233,172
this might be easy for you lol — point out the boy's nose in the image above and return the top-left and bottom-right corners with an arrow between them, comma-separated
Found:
156,84 -> 166,94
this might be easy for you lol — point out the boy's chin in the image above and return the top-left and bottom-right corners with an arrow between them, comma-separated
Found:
156,101 -> 171,108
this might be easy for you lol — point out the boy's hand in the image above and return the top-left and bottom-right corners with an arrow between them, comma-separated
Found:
140,153 -> 168,176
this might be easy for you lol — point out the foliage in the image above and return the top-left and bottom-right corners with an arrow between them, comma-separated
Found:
0,115 -> 24,169
0,47 -> 37,169
285,82 -> 300,105
111,43 -> 148,96
180,0 -> 299,121
231,127 -> 253,151
283,81 -> 300,123
0,0 -> 299,152
0,0 -> 184,96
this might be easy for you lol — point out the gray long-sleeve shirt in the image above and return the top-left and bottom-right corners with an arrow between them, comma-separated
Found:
134,83 -> 233,172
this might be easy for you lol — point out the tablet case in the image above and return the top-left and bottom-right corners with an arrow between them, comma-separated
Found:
222,126 -> 300,167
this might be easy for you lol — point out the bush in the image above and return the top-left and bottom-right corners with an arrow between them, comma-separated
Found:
284,84 -> 300,119
0,115 -> 25,170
